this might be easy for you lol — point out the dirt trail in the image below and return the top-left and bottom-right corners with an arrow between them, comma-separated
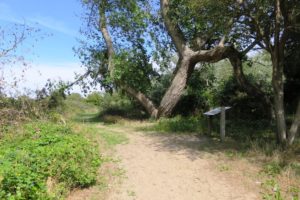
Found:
106,127 -> 259,200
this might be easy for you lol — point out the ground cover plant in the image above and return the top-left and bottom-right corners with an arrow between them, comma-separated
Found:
0,122 -> 101,199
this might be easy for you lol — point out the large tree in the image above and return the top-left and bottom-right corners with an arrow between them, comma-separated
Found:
80,0 -> 261,118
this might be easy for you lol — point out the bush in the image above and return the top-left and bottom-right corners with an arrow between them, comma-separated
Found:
98,92 -> 148,120
225,119 -> 275,141
86,92 -> 102,106
0,122 -> 101,199
0,96 -> 49,129
146,116 -> 204,133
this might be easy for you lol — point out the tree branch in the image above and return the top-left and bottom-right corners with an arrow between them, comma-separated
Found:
241,40 -> 258,55
99,0 -> 115,76
160,0 -> 187,55
0,28 -> 26,58
191,46 -> 235,63
122,85 -> 158,118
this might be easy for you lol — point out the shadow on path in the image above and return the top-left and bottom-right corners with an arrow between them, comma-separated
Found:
139,132 -> 245,161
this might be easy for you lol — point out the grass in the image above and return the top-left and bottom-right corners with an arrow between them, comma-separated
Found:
73,122 -> 128,148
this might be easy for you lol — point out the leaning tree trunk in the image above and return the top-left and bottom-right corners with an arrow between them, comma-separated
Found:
157,57 -> 193,117
98,0 -> 158,118
122,85 -> 158,118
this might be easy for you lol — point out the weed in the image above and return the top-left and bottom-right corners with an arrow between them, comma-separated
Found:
261,179 -> 284,200
290,163 -> 300,176
218,164 -> 230,172
263,162 -> 283,176
127,190 -> 136,197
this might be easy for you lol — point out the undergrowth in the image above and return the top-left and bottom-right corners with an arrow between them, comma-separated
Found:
0,122 -> 101,199
141,115 -> 205,133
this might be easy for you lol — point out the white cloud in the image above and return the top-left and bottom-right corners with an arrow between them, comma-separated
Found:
28,16 -> 79,37
1,62 -> 87,95
0,2 -> 79,37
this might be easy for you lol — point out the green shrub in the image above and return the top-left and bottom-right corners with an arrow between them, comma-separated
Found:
86,92 -> 102,106
226,119 -> 275,141
98,92 -> 148,120
0,122 -> 101,199
146,116 -> 204,133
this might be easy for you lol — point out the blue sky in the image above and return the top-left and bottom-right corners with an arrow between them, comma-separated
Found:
0,0 -> 87,94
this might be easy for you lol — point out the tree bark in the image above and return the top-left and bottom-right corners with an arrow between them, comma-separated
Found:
122,85 -> 158,118
99,1 -> 115,76
157,57 -> 193,117
272,56 -> 287,143
272,0 -> 287,144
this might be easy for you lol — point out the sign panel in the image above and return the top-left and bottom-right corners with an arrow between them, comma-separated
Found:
204,107 -> 231,116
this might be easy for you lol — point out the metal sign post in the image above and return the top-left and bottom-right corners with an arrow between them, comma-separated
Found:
220,107 -> 226,141
204,106 -> 231,141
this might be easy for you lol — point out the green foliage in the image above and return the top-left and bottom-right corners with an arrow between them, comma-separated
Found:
147,73 -> 172,106
0,91 -> 76,129
97,92 -> 148,120
64,93 -> 98,120
79,0 -> 157,94
148,56 -> 272,119
263,162 -> 283,176
37,79 -> 71,111
262,179 -> 284,200
0,122 -> 101,199
113,49 -> 155,93
144,116 -> 204,133
215,77 -> 269,119
86,92 -> 102,106
175,65 -> 217,115
47,90 -> 66,110
225,119 -> 275,144
211,57 -> 272,119
148,64 -> 217,115
169,0 -> 235,44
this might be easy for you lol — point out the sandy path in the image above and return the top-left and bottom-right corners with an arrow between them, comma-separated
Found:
107,129 -> 259,200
